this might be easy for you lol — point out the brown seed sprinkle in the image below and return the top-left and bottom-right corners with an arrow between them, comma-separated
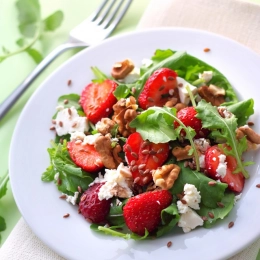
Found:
204,47 -> 210,52
149,150 -> 157,155
59,121 -> 63,127
143,176 -> 149,184
59,194 -> 67,199
72,122 -> 77,128
63,213 -> 70,218
181,199 -> 187,204
64,99 -> 69,104
248,121 -> 254,126
201,216 -> 208,221
208,181 -> 216,186
228,221 -> 234,228
134,177 -> 140,183
132,165 -> 138,172
167,241 -> 172,248
130,160 -> 136,166
138,164 -> 146,170
168,76 -> 175,81
176,193 -> 184,200
81,194 -> 86,202
152,155 -> 159,163
144,169 -> 150,174
141,149 -> 149,155
256,184 -> 260,188
78,186 -> 82,193
208,212 -> 214,219
147,97 -> 154,102
57,178 -> 62,186
49,126 -> 55,130
139,170 -> 144,175
52,119 -> 56,124
68,108 -> 72,116
131,152 -> 138,159
132,87 -> 136,94
159,86 -> 165,91
217,202 -> 225,208
141,141 -> 149,149
157,148 -> 164,154
125,144 -> 132,152
67,79 -> 72,86
178,83 -> 183,87
60,138 -> 63,144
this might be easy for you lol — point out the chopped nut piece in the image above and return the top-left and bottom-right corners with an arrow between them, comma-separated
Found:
198,85 -> 225,106
96,118 -> 116,135
152,164 -> 180,190
112,96 -> 138,137
111,59 -> 134,79
172,145 -> 194,161
112,144 -> 124,165
174,102 -> 187,112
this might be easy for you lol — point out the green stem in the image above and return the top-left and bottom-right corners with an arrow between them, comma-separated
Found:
186,85 -> 196,107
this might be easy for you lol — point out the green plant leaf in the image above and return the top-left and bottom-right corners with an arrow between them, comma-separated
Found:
0,172 -> 9,200
26,48 -> 43,63
43,10 -> 64,31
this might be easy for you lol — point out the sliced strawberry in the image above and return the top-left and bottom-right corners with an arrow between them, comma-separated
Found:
67,141 -> 104,172
123,132 -> 169,186
123,190 -> 172,236
79,183 -> 111,224
174,106 -> 210,138
138,68 -> 178,110
79,79 -> 117,124
204,145 -> 245,193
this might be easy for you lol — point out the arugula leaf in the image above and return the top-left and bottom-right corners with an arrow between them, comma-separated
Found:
107,198 -> 127,226
0,0 -> 64,63
156,204 -> 180,237
42,140 -> 93,195
0,216 -> 7,244
91,67 -> 110,83
198,192 -> 235,228
113,84 -> 132,99
222,98 -> 254,126
170,162 -> 228,208
0,172 -> 9,200
196,99 -> 250,178
43,10 -> 64,31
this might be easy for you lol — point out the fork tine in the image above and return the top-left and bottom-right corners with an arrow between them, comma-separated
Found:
93,0 -> 117,25
89,0 -> 109,21
105,0 -> 133,32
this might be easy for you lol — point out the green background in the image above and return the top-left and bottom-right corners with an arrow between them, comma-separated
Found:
0,0 -> 259,246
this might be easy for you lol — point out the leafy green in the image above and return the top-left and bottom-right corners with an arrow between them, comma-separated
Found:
156,204 -> 180,237
196,99 -> 251,178
0,0 -> 64,63
170,162 -> 228,208
198,192 -> 235,228
91,66 -> 110,83
113,84 -> 132,99
0,216 -> 7,244
0,172 -> 9,200
107,198 -> 127,226
223,98 -> 254,126
42,140 -> 93,195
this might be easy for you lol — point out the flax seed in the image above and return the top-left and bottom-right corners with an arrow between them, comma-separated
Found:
63,213 -> 70,218
59,121 -> 63,127
157,148 -> 164,154
59,194 -> 67,199
204,47 -> 210,52
139,170 -> 144,175
202,216 -> 208,221
60,138 -> 63,144
125,144 -> 132,152
142,149 -> 149,155
72,122 -> 77,128
64,99 -> 69,104
181,199 -> 187,204
78,186 -> 82,193
67,79 -> 72,86
68,108 -> 72,115
256,184 -> 260,188
177,193 -> 183,199
208,212 -> 214,219
57,178 -> 62,186
228,221 -> 234,228
178,83 -> 183,87
134,177 -> 140,183
149,150 -> 157,155
167,241 -> 172,248
143,176 -> 149,184
147,97 -> 154,102
153,155 -> 159,163
81,194 -> 86,202
130,160 -> 136,166
132,87 -> 136,94
217,202 -> 225,208
208,181 -> 216,186
144,169 -> 150,174
168,76 -> 175,81
49,126 -> 55,130
248,121 -> 254,126
141,141 -> 149,149
132,165 -> 138,172
159,86 -> 165,91
138,164 -> 146,170
131,152 -> 138,159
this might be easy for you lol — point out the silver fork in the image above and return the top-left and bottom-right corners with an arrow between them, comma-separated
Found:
0,0 -> 132,120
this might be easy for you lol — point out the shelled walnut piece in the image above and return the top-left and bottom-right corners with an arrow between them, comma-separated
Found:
111,59 -> 134,80
96,118 -> 116,135
172,145 -> 194,161
94,135 -> 122,169
198,84 -> 225,106
236,125 -> 260,151
152,164 -> 180,190
112,96 -> 138,137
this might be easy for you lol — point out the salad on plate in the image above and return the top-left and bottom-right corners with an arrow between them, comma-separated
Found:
41,49 -> 260,240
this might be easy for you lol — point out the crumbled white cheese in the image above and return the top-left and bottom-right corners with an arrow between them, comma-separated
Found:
177,77 -> 198,105
178,207 -> 204,233
216,154 -> 227,178
183,184 -> 201,210
234,193 -> 242,205
62,192 -> 79,206
199,154 -> 205,169
98,163 -> 133,200
198,71 -> 213,83
70,131 -> 86,141
89,172 -> 105,186
122,67 -> 140,84
194,138 -> 210,153
82,133 -> 102,145
55,106 -> 89,136
54,172 -> 59,181
177,200 -> 189,214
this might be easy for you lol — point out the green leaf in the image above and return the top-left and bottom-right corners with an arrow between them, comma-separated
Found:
170,162 -> 228,208
0,216 -> 6,232
156,204 -> 180,237
198,192 -> 235,228
113,84 -> 132,99
43,10 -> 64,31
130,107 -> 178,143
91,66 -> 109,83
107,198 -> 127,226
18,23 -> 38,38
223,98 -> 254,126
196,99 -> 249,178
26,48 -> 43,63
0,172 -> 9,199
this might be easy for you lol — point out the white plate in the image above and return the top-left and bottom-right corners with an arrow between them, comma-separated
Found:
9,28 -> 260,260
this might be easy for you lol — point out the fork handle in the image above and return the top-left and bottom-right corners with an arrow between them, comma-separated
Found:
0,42 -> 88,121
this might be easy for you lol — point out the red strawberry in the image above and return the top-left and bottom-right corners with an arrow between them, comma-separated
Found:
79,183 -> 111,224
138,68 -> 178,110
67,141 -> 104,172
174,106 -> 210,138
204,145 -> 245,192
123,190 -> 172,236
123,132 -> 169,186
80,79 -> 117,124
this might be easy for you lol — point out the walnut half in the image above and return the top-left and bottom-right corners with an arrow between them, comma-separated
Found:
198,84 -> 225,106
152,164 -> 180,190
111,59 -> 134,80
